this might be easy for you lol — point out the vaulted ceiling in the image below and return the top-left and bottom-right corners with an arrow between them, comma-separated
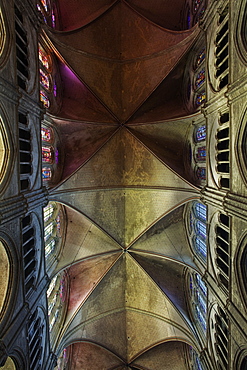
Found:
44,1 -> 204,368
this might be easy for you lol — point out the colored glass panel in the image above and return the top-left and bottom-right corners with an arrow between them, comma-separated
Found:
39,44 -> 50,70
196,91 -> 206,106
53,81 -> 57,96
40,90 -> 50,108
44,222 -> 53,242
42,167 -> 52,180
196,125 -> 206,142
40,0 -> 48,12
195,202 -> 207,222
40,69 -> 50,90
195,237 -> 207,259
195,69 -> 205,88
52,10 -> 56,28
196,220 -> 207,239
47,275 -> 57,297
195,48 -> 205,68
56,214 -> 61,235
41,127 -> 52,142
45,238 -> 55,258
196,146 -> 206,161
43,203 -> 54,222
42,146 -> 53,163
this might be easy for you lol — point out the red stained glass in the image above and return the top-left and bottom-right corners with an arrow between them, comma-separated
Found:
39,44 -> 50,70
40,69 -> 50,90
41,127 -> 52,142
40,0 -> 48,12
195,48 -> 205,68
42,167 -> 52,180
42,146 -> 53,163
40,90 -> 50,108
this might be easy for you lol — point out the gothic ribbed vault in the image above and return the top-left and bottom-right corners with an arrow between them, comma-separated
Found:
44,1 -> 203,367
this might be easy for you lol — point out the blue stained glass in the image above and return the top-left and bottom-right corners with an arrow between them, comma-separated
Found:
196,125 -> 206,142
195,202 -> 207,221
196,220 -> 207,239
196,356 -> 203,370
195,237 -> 207,259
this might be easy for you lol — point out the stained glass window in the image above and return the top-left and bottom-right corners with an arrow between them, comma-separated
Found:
195,202 -> 207,221
47,275 -> 58,297
40,0 -> 48,12
42,167 -> 52,180
52,9 -> 56,28
195,237 -> 207,259
42,146 -> 53,163
45,238 -> 56,258
191,273 -> 207,332
196,220 -> 207,239
56,213 -> 61,236
53,81 -> 57,96
196,146 -> 206,161
44,222 -> 54,242
195,48 -> 205,68
191,201 -> 207,261
41,127 -> 52,142
40,69 -> 50,90
195,69 -> 205,88
43,203 -> 54,222
196,91 -> 206,106
40,90 -> 50,108
196,167 -> 206,180
39,44 -> 50,70
196,125 -> 206,142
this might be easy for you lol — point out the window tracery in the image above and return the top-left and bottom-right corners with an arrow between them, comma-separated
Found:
189,273 -> 207,333
43,202 -> 63,261
189,202 -> 207,262
41,125 -> 56,184
217,112 -> 230,189
47,272 -> 67,335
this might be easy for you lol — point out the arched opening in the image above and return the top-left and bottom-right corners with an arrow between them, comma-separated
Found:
0,240 -> 10,320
